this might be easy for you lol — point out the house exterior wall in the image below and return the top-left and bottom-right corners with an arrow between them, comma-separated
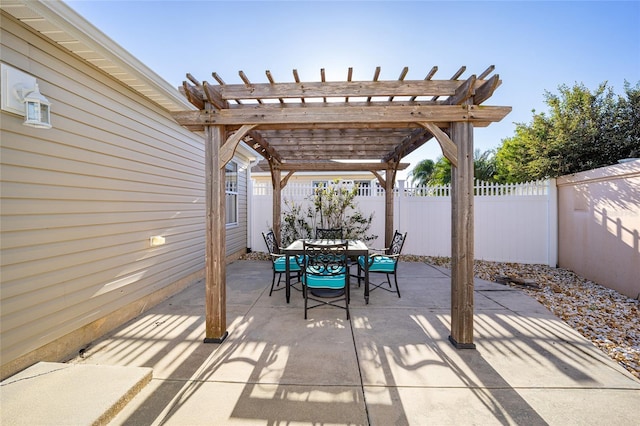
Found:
0,12 -> 250,379
557,160 -> 640,299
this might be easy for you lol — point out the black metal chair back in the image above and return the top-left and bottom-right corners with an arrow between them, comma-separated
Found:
357,230 -> 407,298
263,230 -> 280,255
315,227 -> 344,240
387,230 -> 407,256
302,240 -> 350,319
262,231 -> 301,296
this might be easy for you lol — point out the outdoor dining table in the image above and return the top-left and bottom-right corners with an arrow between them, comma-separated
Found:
283,239 -> 371,304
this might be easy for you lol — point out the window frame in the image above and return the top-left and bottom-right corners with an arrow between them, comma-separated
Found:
225,161 -> 239,227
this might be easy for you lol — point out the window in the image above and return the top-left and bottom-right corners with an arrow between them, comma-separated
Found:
354,180 -> 371,196
225,161 -> 238,225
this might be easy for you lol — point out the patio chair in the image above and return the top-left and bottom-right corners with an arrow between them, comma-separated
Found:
315,227 -> 344,240
357,230 -> 407,298
316,227 -> 350,266
262,231 -> 302,296
302,240 -> 350,319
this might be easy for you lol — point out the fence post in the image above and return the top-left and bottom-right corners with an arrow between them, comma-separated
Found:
397,179 -> 405,233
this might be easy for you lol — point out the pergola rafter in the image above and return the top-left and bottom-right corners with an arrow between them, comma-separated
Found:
172,65 -> 511,349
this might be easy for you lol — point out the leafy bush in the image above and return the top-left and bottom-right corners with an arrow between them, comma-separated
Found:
280,181 -> 377,246
280,199 -> 313,246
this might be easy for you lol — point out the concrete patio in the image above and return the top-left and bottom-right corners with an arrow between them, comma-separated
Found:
3,260 -> 639,425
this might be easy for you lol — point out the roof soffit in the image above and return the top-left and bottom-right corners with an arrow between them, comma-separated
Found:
0,0 -> 194,112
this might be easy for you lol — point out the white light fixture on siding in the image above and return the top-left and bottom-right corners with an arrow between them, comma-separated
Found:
20,83 -> 51,128
150,236 -> 166,247
1,63 -> 52,129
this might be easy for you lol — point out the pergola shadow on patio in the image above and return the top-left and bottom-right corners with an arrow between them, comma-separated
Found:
72,260 -> 640,425
171,65 -> 512,347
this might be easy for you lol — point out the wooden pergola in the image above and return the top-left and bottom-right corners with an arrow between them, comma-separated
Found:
172,65 -> 511,348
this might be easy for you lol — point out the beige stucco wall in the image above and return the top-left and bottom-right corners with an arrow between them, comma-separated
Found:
557,160 -> 640,299
0,11 -> 251,379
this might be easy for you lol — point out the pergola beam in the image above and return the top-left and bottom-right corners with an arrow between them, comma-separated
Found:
474,74 -> 501,105
259,160 -> 410,172
178,120 -> 499,133
203,81 -> 229,110
172,105 -> 511,127
419,122 -> 459,167
207,79 -> 494,101
383,128 -> 432,162
245,130 -> 282,163
445,75 -> 476,106
274,151 -> 398,161
181,81 -> 204,110
220,124 -> 257,168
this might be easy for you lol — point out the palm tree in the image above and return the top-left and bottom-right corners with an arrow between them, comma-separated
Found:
408,159 -> 435,186
412,149 -> 498,187
474,149 -> 497,182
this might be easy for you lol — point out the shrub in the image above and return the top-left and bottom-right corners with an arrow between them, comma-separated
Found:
280,181 -> 377,246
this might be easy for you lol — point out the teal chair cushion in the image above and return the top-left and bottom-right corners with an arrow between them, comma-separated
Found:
303,267 -> 347,289
274,256 -> 303,272
358,255 -> 396,273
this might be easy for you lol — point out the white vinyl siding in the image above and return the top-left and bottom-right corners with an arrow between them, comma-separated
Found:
0,12 -> 249,376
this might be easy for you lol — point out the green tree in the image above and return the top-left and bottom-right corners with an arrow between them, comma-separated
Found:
408,159 -> 435,186
495,113 -> 554,182
474,149 -> 497,182
422,149 -> 497,186
429,156 -> 452,185
611,82 -> 640,160
495,81 -> 640,182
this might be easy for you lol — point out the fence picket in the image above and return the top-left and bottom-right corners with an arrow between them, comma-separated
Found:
251,179 -> 556,265
255,180 -> 550,198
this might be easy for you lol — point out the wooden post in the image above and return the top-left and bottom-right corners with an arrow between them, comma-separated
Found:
272,168 -> 282,246
384,166 -> 396,247
203,122 -> 228,343
449,121 -> 476,349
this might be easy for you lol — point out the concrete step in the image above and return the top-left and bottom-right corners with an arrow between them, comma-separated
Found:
1,361 -> 152,425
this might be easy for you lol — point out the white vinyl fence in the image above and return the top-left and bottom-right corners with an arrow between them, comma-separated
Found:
250,179 -> 558,266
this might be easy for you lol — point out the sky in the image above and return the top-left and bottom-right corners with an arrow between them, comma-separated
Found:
65,0 -> 640,180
